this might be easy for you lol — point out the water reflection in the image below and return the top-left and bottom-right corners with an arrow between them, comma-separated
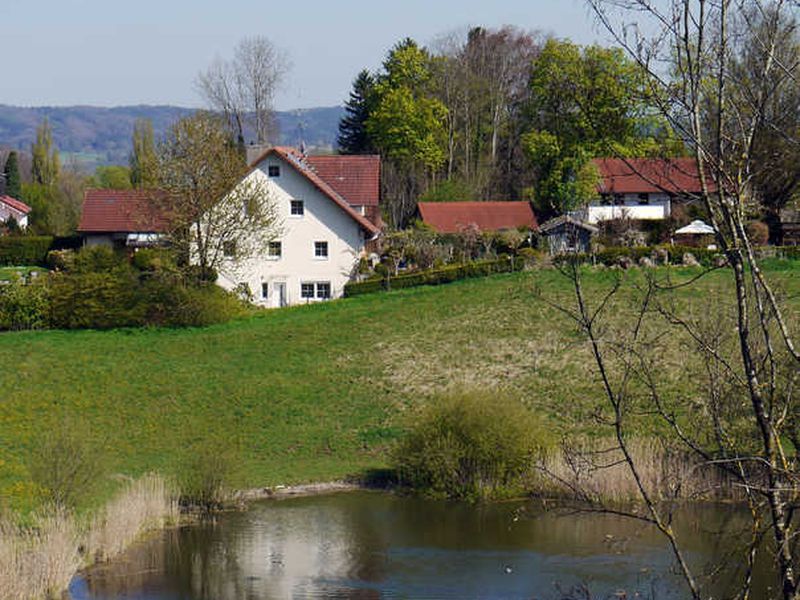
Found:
70,491 -> 773,600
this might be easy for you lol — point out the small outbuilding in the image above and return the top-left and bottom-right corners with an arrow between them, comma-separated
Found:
539,214 -> 598,255
674,219 -> 716,247
780,208 -> 800,246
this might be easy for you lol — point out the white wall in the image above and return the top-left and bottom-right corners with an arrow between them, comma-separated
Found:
215,155 -> 366,307
585,193 -> 671,224
0,204 -> 29,229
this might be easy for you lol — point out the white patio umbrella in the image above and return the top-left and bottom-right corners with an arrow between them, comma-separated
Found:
675,220 -> 716,235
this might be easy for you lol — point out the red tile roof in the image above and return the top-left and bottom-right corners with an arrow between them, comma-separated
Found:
417,201 -> 538,234
593,158 -> 712,195
305,155 -> 380,207
78,189 -> 168,233
0,195 -> 31,215
250,147 -> 380,236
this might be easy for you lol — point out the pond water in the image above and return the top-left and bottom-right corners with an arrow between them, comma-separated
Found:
69,491 -> 775,600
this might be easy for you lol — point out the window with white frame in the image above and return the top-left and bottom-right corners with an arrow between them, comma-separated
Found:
316,282 -> 331,299
268,165 -> 280,177
290,200 -> 304,216
314,241 -> 328,259
300,282 -> 331,300
300,283 -> 315,299
268,241 -> 282,259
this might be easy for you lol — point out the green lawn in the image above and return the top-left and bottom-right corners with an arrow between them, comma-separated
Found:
1,261 -> 798,512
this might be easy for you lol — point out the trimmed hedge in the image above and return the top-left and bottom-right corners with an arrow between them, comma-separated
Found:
0,236 -> 54,266
344,256 -> 524,297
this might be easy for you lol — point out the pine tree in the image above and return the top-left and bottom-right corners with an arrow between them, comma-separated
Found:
337,70 -> 376,154
129,118 -> 159,188
31,118 -> 59,187
3,151 -> 21,198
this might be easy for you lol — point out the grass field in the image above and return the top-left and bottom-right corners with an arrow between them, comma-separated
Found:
1,260 -> 798,513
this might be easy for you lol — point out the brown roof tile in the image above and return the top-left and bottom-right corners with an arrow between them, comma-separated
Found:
78,189 -> 168,233
418,201 -> 538,234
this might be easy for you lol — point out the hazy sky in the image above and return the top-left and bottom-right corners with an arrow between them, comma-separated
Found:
4,0 -> 603,110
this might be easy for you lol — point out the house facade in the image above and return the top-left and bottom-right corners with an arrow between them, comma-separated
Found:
582,158 -> 707,225
0,195 -> 32,229
215,147 -> 381,307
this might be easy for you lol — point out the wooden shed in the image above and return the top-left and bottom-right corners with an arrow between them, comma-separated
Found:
539,215 -> 598,255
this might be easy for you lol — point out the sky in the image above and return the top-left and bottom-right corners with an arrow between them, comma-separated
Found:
3,0 -> 603,110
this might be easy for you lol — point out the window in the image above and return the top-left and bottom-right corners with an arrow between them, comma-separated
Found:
268,241 -> 282,259
314,241 -> 329,259
301,283 -> 315,299
223,241 -> 236,258
290,200 -> 304,216
316,282 -> 331,299
638,193 -> 650,205
261,283 -> 269,299
268,165 -> 280,177
301,282 -> 331,301
613,194 -> 625,206
600,194 -> 611,206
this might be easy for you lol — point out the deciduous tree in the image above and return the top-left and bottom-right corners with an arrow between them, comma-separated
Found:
31,118 -> 59,187
129,118 -> 159,189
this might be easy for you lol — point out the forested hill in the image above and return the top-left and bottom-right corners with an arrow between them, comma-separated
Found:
0,105 -> 344,169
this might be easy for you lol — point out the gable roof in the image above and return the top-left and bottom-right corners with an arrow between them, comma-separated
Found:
0,195 -> 31,215
250,146 -> 380,236
78,189 -> 168,233
593,158 -> 711,195
417,201 -> 538,234
305,155 -> 380,207
539,214 -> 599,234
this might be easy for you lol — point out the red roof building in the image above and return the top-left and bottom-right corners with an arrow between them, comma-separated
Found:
417,201 -> 538,234
592,158 -> 711,195
79,190 -> 168,234
0,195 -> 32,229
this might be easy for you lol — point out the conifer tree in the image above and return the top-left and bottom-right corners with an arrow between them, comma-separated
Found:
129,118 -> 159,188
31,118 -> 59,187
3,151 -> 21,198
337,69 -> 376,154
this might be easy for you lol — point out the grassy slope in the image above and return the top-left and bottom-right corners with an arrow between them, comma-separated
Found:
1,261 -> 798,512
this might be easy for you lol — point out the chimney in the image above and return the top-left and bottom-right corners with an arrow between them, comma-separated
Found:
246,143 -> 271,167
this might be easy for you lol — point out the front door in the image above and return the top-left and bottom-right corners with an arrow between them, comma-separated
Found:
273,282 -> 287,308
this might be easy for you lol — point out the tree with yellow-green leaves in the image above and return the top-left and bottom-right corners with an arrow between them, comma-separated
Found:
31,118 -> 59,187
129,118 -> 159,189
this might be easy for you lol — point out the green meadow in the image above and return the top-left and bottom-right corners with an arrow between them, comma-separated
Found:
1,261 -> 798,513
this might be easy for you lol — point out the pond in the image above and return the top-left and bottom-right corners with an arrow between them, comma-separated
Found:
69,491 -> 774,600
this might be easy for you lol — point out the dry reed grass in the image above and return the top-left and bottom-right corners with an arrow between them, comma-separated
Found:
538,438 -> 738,503
0,473 -> 176,600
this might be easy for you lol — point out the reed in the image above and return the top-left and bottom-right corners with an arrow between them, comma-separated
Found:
0,473 -> 176,600
537,438 -> 739,503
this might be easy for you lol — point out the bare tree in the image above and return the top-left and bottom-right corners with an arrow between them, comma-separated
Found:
196,36 -> 290,147
157,112 -> 281,277
547,1 -> 800,597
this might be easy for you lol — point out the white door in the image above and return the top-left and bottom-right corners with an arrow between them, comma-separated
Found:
272,282 -> 287,308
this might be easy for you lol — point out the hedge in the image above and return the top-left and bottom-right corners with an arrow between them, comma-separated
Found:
0,236 -> 54,266
344,256 -> 524,297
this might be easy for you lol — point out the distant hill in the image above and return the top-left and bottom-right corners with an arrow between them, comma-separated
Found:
0,105 -> 344,170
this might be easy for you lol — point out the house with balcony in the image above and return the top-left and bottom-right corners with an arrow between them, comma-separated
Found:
581,158 -> 707,225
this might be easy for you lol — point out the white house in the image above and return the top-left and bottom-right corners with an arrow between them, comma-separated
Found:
581,158 -> 707,225
215,147 -> 381,307
0,195 -> 32,229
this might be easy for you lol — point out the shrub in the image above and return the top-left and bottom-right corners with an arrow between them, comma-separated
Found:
131,248 -> 178,273
27,423 -> 107,511
0,277 -> 51,330
393,390 -> 549,501
177,440 -> 240,511
0,236 -> 54,266
71,245 -> 125,274
344,256 -> 523,297
746,220 -> 769,246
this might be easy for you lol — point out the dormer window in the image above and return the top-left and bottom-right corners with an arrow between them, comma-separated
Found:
268,165 -> 280,177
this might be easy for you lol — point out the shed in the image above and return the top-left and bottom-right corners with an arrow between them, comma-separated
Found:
780,208 -> 800,246
539,215 -> 598,255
